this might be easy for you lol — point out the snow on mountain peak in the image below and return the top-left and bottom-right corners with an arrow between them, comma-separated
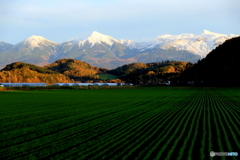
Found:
77,31 -> 119,47
120,39 -> 135,45
14,35 -> 58,49
120,39 -> 139,49
179,33 -> 195,38
90,31 -> 103,37
88,31 -> 118,45
157,33 -> 195,40
27,35 -> 46,42
202,30 -> 226,37
203,30 -> 216,34
159,34 -> 173,38
128,30 -> 239,57
154,30 -> 239,57
229,34 -> 238,37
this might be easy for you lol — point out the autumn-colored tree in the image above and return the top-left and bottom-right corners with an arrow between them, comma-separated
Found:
44,59 -> 108,81
108,61 -> 192,85
0,62 -> 73,85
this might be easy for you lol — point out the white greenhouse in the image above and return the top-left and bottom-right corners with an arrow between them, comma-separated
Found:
52,83 -> 134,86
0,83 -> 47,87
52,83 -> 127,86
52,83 -> 92,86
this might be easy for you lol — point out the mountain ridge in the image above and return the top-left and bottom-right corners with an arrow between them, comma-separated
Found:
0,30 -> 238,69
1,33 -> 240,87
0,41 -> 14,52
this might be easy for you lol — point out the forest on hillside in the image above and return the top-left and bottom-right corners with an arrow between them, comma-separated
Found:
108,60 -> 193,85
0,36 -> 239,86
177,36 -> 240,86
0,62 -> 73,85
44,59 -> 108,81
0,60 -> 192,85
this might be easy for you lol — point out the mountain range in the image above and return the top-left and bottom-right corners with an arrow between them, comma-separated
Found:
0,30 -> 238,69
1,36 -> 240,86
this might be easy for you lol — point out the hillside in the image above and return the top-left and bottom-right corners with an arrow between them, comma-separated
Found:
44,59 -> 108,81
0,59 -> 191,85
0,30 -> 238,69
0,62 -> 73,85
108,61 -> 192,85
1,34 -> 240,87
179,36 -> 240,85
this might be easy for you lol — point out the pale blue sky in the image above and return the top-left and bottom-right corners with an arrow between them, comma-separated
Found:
1,0 -> 239,44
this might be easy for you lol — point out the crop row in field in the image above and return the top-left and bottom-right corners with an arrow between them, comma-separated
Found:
0,87 -> 239,160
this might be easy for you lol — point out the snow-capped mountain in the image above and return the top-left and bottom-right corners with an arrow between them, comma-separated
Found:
52,31 -> 132,68
14,35 -> 59,50
55,29 -> 238,68
77,31 -> 120,47
0,36 -> 59,67
0,30 -> 238,69
121,30 -> 238,58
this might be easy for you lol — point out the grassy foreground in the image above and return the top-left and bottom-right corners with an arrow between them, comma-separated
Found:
0,87 -> 239,160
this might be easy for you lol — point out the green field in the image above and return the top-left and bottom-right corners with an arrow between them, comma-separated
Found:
0,87 -> 239,160
97,73 -> 118,80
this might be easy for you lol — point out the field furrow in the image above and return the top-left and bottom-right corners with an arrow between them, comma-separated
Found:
1,87 -> 239,160
209,93 -> 226,160
2,101 -> 158,159
143,95 -> 197,160
213,95 -> 240,151
158,93 -> 203,160
46,100 -> 174,159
